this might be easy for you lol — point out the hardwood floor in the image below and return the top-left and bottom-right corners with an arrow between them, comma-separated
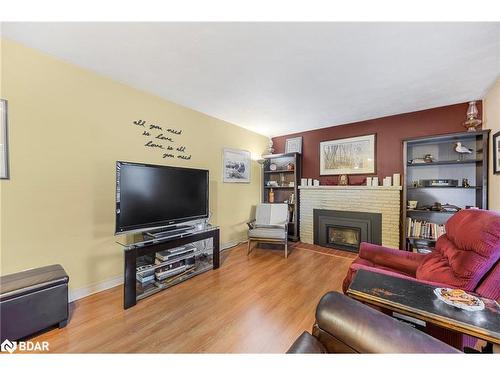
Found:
32,243 -> 355,353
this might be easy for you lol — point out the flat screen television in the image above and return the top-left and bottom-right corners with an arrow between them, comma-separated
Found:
115,161 -> 209,234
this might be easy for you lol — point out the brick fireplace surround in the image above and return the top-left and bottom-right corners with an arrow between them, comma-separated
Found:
299,185 -> 402,249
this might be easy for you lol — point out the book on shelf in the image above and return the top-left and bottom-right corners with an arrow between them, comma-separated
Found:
406,217 -> 445,240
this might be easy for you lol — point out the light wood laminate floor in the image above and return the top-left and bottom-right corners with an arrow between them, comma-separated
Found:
31,243 -> 356,353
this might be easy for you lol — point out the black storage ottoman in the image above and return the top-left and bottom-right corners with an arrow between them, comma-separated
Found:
0,264 -> 69,340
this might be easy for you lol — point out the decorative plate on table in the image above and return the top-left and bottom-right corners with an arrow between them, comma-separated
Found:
434,288 -> 485,311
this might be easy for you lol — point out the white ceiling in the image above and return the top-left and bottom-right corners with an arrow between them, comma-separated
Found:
2,22 -> 499,137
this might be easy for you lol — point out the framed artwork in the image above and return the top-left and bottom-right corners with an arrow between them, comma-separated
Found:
319,134 -> 376,175
285,136 -> 302,154
493,131 -> 500,175
0,99 -> 8,179
223,148 -> 251,183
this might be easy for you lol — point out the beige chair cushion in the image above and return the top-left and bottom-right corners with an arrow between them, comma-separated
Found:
249,227 -> 287,240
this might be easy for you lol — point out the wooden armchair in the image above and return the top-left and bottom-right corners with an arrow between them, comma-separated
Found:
247,203 -> 289,258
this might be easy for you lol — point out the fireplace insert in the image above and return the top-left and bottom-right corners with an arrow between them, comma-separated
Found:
327,225 -> 361,251
314,209 -> 382,252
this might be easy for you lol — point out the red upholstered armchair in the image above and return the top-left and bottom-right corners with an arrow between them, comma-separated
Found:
343,209 -> 500,300
342,209 -> 500,350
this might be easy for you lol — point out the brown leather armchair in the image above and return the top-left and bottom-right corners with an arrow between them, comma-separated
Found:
287,292 -> 459,353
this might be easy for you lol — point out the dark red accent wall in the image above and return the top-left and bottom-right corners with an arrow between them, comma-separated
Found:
272,102 -> 482,185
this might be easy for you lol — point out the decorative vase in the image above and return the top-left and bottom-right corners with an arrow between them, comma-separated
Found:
269,188 -> 275,203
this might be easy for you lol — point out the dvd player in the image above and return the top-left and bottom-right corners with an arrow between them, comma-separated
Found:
146,225 -> 196,239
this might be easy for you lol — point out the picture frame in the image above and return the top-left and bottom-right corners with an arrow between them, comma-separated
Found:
223,147 -> 251,183
0,99 -> 9,179
285,136 -> 302,154
319,134 -> 376,175
493,131 -> 500,175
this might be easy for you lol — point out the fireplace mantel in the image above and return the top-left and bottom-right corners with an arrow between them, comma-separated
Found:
299,185 -> 401,248
299,185 -> 402,191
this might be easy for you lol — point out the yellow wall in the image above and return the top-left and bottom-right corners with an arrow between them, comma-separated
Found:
0,39 -> 268,293
484,79 -> 500,212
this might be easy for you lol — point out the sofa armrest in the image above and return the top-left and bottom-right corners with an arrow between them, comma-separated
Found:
314,292 -> 459,353
348,263 -> 451,289
286,332 -> 327,354
358,242 -> 427,276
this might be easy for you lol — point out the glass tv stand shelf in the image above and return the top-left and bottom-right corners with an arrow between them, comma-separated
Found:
117,225 -> 220,309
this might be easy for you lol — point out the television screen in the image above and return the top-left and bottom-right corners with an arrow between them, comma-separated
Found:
115,161 -> 209,234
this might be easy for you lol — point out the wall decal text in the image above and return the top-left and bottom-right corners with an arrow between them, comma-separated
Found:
132,119 -> 191,161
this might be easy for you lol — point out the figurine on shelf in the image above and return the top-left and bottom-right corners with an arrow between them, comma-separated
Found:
424,154 -> 434,163
409,154 -> 434,164
454,142 -> 473,161
462,178 -> 470,188
286,163 -> 294,171
430,202 -> 442,211
338,174 -> 349,186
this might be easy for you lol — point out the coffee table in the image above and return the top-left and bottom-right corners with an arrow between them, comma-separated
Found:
346,269 -> 500,346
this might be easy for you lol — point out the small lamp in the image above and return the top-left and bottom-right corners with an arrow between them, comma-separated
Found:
463,101 -> 482,132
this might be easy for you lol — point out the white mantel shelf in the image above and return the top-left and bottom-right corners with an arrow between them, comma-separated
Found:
299,185 -> 402,191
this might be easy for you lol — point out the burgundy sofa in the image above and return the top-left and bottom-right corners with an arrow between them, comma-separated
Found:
342,209 -> 500,349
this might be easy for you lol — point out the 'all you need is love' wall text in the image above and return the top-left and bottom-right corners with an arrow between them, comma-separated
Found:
132,119 -> 191,160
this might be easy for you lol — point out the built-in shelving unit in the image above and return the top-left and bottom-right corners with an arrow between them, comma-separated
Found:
262,152 -> 301,241
402,130 -> 489,253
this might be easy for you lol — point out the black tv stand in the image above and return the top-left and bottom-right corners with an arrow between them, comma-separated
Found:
118,225 -> 220,309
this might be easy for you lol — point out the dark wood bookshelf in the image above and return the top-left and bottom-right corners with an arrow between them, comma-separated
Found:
402,130 -> 489,252
262,152 -> 301,241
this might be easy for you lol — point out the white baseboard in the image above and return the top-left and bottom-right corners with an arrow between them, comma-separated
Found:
69,274 -> 123,302
68,240 -> 245,302
220,239 -> 247,251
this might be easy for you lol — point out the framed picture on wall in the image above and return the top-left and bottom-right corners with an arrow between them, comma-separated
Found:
285,136 -> 302,154
494,131 -> 500,175
319,134 -> 376,175
0,99 -> 9,179
223,148 -> 251,183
